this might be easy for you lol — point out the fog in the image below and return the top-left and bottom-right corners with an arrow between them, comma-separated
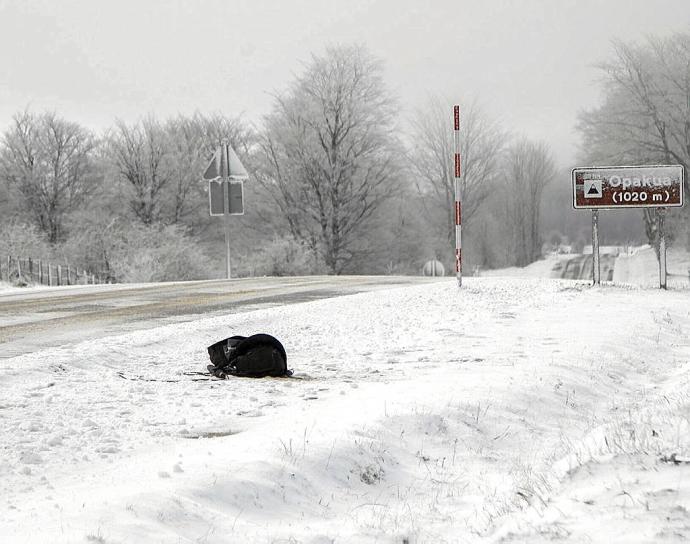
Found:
1,0 -> 689,166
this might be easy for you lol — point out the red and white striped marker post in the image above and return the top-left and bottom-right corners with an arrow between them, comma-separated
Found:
453,105 -> 462,287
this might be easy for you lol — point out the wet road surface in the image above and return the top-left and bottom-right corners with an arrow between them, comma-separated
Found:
0,276 -> 444,358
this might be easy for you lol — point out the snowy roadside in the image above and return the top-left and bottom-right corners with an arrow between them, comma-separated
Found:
0,280 -> 51,295
482,246 -> 690,288
0,278 -> 223,298
477,254 -> 573,278
1,278 -> 690,543
614,245 -> 690,287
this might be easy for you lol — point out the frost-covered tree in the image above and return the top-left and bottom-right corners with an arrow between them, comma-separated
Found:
107,117 -> 170,225
163,115 -> 207,226
577,31 -> 690,250
0,110 -> 98,243
257,45 -> 400,274
502,138 -> 556,267
409,97 -> 506,251
108,113 -> 253,229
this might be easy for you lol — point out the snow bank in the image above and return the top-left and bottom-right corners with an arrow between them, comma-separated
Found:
2,278 -> 690,542
0,280 -> 31,294
478,255 -> 572,278
482,246 -> 690,288
614,245 -> 690,287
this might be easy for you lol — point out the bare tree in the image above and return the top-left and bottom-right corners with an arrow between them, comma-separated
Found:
163,115 -> 206,225
409,96 -> 506,247
502,138 -> 556,267
108,117 -> 170,225
0,110 -> 98,243
194,112 -> 253,159
577,31 -> 690,250
256,45 -> 399,274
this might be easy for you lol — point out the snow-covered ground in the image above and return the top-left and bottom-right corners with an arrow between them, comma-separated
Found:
0,281 -> 40,295
482,245 -> 690,288
614,245 -> 690,287
2,268 -> 690,542
478,254 -> 573,279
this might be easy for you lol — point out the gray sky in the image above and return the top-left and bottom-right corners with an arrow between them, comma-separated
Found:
1,0 -> 689,166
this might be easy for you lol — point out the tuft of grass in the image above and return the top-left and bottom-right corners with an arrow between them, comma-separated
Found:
85,530 -> 106,543
359,463 -> 385,485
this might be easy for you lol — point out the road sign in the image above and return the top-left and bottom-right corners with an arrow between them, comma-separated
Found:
572,165 -> 684,209
203,142 -> 249,181
209,180 -> 244,216
201,139 -> 249,280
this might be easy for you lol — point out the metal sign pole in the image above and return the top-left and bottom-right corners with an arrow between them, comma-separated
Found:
453,105 -> 462,287
223,142 -> 231,279
659,207 -> 667,289
592,210 -> 600,285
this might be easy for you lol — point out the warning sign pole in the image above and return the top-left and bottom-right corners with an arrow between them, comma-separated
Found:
453,105 -> 462,287
223,140 -> 232,279
591,210 -> 600,285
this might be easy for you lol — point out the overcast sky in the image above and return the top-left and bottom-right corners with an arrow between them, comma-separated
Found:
0,0 -> 688,166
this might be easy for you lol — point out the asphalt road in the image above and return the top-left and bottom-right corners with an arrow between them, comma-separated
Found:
0,275 -> 445,358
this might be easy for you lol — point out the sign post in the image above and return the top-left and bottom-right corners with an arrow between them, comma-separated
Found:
452,105 -> 462,287
592,210 -> 600,285
572,164 -> 684,289
659,208 -> 667,289
203,139 -> 249,279
222,176 -> 231,278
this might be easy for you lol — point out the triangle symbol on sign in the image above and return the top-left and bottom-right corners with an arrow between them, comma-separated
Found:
587,185 -> 599,196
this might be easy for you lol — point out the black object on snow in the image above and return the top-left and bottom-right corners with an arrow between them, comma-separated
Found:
207,334 -> 292,379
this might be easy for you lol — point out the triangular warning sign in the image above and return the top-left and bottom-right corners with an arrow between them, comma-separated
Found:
587,185 -> 598,195
203,148 -> 221,180
225,145 -> 248,180
203,142 -> 248,180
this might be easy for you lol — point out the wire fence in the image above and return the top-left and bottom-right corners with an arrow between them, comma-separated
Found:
1,256 -> 109,287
